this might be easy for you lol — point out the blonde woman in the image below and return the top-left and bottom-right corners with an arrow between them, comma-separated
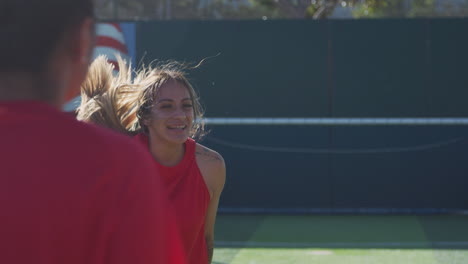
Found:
77,56 -> 226,264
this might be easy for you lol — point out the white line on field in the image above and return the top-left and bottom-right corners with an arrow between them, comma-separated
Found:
215,241 -> 468,248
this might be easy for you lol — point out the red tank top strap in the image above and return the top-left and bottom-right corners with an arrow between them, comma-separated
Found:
181,138 -> 196,166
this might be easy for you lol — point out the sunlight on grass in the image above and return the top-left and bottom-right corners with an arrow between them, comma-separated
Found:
214,248 -> 468,264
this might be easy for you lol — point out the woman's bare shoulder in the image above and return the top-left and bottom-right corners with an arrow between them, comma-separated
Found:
195,143 -> 225,165
195,143 -> 226,195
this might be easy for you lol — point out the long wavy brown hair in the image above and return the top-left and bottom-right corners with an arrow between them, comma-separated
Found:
77,55 -> 205,139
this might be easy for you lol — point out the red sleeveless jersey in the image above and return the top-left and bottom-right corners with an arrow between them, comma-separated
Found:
135,133 -> 210,264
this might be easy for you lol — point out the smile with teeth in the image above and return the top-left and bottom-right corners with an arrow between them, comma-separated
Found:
167,125 -> 187,130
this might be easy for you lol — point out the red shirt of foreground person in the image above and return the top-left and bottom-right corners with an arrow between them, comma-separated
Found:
0,102 -> 186,264
0,0 -> 186,263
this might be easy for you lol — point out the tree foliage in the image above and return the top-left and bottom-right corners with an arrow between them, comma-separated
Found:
94,0 -> 468,20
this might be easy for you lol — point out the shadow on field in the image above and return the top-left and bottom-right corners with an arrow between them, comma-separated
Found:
215,214 -> 468,250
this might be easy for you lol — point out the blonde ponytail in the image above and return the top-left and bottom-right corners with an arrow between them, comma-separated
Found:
76,55 -> 140,135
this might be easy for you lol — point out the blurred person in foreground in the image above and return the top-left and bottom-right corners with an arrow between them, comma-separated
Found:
0,0 -> 185,263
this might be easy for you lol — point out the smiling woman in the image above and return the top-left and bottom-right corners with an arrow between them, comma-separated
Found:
77,56 -> 226,264
141,80 -> 196,165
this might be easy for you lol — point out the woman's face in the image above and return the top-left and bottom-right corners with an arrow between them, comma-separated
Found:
143,80 -> 194,145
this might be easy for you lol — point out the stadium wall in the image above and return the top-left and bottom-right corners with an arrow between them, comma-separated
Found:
135,19 -> 468,213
